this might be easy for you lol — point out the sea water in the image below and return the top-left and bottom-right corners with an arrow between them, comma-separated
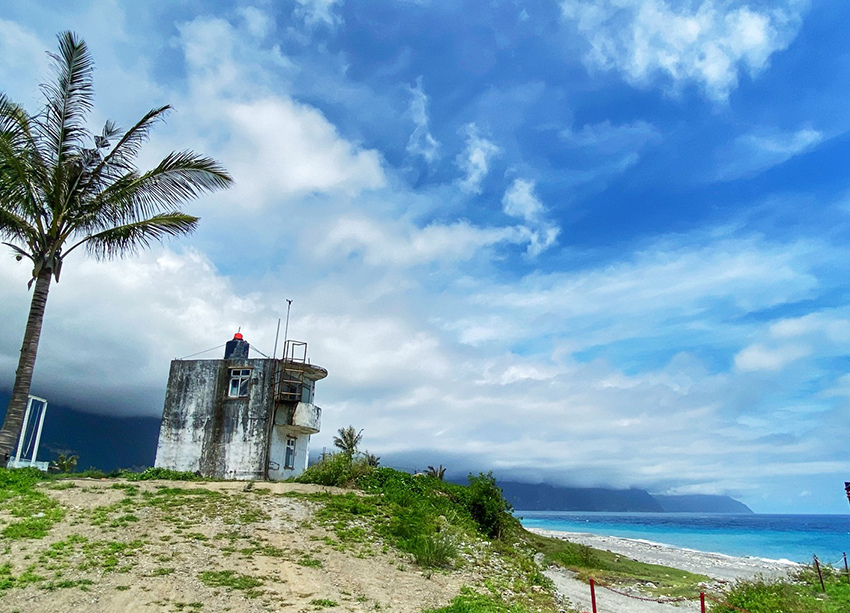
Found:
518,511 -> 850,564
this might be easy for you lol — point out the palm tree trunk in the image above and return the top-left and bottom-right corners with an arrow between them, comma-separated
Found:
0,270 -> 52,467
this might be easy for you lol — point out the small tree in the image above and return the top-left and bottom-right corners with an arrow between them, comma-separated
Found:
426,464 -> 446,480
332,425 -> 363,456
363,450 -> 380,467
50,452 -> 78,473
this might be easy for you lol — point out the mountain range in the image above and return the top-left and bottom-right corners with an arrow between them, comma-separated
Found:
499,481 -> 753,514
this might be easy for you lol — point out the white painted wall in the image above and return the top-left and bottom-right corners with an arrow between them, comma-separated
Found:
267,425 -> 311,480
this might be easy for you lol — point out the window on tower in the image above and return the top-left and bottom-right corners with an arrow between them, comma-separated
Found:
228,368 -> 251,397
284,436 -> 297,470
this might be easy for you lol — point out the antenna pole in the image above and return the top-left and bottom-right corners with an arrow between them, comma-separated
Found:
272,318 -> 281,359
283,299 -> 293,360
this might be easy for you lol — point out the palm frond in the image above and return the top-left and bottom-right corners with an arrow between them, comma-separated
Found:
81,150 -> 232,229
81,106 -> 171,192
0,207 -> 38,247
80,212 -> 199,259
37,32 -> 94,172
0,99 -> 48,230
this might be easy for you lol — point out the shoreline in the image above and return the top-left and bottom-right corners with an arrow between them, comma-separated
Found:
527,527 -> 800,582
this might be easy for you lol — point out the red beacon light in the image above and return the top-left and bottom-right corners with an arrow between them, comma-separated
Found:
233,332 -> 243,340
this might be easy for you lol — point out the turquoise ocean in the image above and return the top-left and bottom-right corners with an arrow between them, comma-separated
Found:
517,511 -> 850,564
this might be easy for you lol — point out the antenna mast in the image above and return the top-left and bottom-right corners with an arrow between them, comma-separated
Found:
283,299 -> 293,359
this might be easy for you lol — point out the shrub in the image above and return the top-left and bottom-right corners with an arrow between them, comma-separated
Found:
408,533 -> 458,568
296,452 -> 374,487
464,472 -> 514,539
50,453 -> 78,473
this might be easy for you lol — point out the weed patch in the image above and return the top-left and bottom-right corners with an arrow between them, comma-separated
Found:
198,570 -> 263,591
0,468 -> 65,540
310,598 -> 338,608
423,587 -> 533,612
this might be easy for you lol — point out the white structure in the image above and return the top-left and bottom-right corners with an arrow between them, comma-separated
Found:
8,395 -> 49,471
154,335 -> 327,480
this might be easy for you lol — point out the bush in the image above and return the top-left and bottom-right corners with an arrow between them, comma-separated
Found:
464,472 -> 514,539
408,533 -> 458,568
295,451 -> 374,487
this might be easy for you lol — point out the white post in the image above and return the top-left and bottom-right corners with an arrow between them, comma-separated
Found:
30,397 -> 48,464
14,396 -> 34,464
283,299 -> 293,359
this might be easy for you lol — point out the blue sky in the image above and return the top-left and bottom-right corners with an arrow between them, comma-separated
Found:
1,0 -> 849,513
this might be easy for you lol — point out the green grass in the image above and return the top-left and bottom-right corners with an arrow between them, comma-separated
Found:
0,468 -> 66,540
712,566 -> 850,613
423,588 -> 533,612
310,598 -> 338,608
297,554 -> 323,568
198,570 -> 263,591
123,468 -> 204,482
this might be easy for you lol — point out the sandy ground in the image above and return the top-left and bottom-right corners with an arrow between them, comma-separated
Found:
529,528 -> 800,613
0,479 -> 470,613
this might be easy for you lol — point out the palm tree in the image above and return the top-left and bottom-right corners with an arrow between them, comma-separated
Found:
0,32 -> 233,466
362,450 -> 380,467
426,464 -> 446,480
332,425 -> 363,456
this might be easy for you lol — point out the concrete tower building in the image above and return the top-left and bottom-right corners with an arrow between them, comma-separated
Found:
154,334 -> 327,480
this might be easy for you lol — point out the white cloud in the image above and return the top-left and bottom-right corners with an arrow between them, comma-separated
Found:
294,0 -> 344,28
561,0 -> 806,100
502,179 -> 560,256
225,98 -> 385,204
735,311 -> 850,371
406,76 -> 440,163
456,123 -> 501,194
503,179 -> 544,222
238,6 -> 275,39
562,119 -> 661,154
314,216 -> 526,266
734,343 -> 810,371
173,16 -> 385,207
715,126 -> 823,180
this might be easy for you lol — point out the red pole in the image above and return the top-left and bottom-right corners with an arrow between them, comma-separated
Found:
700,592 -> 706,613
589,578 -> 597,613
814,555 -> 826,592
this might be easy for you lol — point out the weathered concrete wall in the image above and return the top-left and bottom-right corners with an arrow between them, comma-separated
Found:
155,359 -> 275,479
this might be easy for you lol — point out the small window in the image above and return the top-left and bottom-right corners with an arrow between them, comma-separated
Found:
284,436 -> 297,470
229,368 -> 251,397
301,383 -> 312,404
